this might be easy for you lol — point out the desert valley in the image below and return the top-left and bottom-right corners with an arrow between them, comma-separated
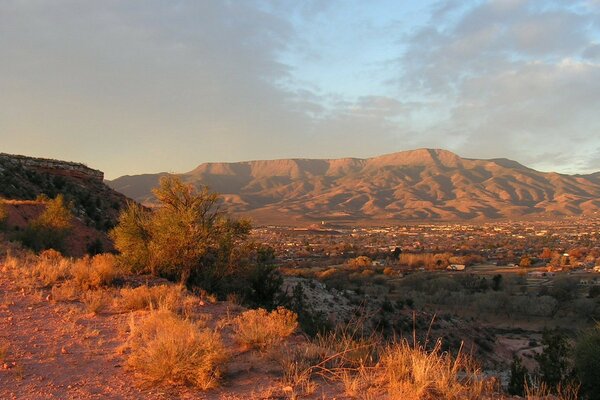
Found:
3,1 -> 600,398
1,150 -> 600,399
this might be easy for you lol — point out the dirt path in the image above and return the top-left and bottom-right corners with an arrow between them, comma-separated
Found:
0,271 -> 347,400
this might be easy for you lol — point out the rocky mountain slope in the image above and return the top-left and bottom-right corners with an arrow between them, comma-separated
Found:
0,153 -> 129,231
108,148 -> 600,224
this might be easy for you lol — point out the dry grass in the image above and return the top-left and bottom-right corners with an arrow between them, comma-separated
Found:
232,307 -> 298,351
51,280 -> 81,302
82,289 -> 113,314
525,379 -> 580,400
24,249 -> 72,287
275,321 -> 495,400
376,339 -> 489,400
118,284 -> 195,316
126,309 -> 227,389
71,254 -> 121,290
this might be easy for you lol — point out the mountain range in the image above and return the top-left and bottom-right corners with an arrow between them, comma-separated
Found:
107,149 -> 600,225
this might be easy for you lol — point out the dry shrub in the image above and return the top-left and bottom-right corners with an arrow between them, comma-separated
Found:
126,309 -> 227,389
277,342 -> 322,397
118,284 -> 195,315
524,379 -> 580,400
82,289 -> 113,314
51,280 -> 81,302
233,307 -> 298,351
376,339 -> 489,400
71,254 -> 120,289
25,249 -> 72,287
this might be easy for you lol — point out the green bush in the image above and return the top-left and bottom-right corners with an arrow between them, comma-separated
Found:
574,323 -> 600,399
111,176 -> 282,307
21,195 -> 73,253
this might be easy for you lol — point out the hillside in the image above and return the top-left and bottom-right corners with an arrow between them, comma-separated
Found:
0,153 -> 129,231
107,149 -> 600,225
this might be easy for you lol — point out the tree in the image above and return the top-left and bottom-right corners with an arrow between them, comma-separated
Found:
508,355 -> 530,396
535,329 -> 571,392
111,176 -> 280,306
109,201 -> 151,273
492,274 -> 503,291
574,323 -> 600,399
22,194 -> 73,252
147,176 -> 250,288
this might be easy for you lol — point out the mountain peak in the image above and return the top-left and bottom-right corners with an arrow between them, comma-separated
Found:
107,149 -> 600,224
368,148 -> 462,168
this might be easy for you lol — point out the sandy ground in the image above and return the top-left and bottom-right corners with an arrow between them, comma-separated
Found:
0,269 -> 349,399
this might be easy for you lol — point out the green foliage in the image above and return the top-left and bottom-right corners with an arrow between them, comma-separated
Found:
111,176 -> 282,308
549,276 -> 579,302
241,247 -> 283,309
22,195 -> 73,253
508,355 -> 530,396
285,282 -> 331,337
491,274 -> 503,291
574,323 -> 600,399
535,329 -> 571,392
109,202 -> 151,274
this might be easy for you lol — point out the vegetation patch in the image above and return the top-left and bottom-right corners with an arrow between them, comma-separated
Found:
125,309 -> 227,389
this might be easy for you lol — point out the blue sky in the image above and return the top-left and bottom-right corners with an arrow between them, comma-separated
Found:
1,0 -> 600,178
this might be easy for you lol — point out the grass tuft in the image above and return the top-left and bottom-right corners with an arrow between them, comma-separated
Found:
233,307 -> 298,351
126,309 -> 227,389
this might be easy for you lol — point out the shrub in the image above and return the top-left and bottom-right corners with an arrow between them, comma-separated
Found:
508,355 -> 530,396
21,195 -> 73,253
377,339 -> 488,399
233,307 -> 298,351
574,323 -> 600,399
535,329 -> 571,392
112,178 -> 247,285
118,284 -> 194,315
126,310 -> 227,389
70,254 -> 121,290
25,249 -> 72,287
82,289 -> 112,314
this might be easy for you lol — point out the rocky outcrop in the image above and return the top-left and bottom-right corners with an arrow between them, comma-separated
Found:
0,153 -> 104,181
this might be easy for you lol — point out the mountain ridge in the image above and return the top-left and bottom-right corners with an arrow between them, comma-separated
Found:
107,149 -> 600,225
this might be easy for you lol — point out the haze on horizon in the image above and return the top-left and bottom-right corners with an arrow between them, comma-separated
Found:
1,0 -> 600,179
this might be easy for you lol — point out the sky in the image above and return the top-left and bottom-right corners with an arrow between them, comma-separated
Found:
1,0 -> 600,179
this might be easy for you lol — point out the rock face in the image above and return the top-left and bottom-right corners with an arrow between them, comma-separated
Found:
0,153 -> 104,182
107,148 -> 600,224
0,153 -> 129,231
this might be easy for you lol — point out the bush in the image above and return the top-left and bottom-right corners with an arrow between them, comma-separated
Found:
118,284 -> 195,315
378,340 -> 489,399
25,249 -> 72,287
535,329 -> 571,392
126,309 -> 227,389
21,195 -> 73,253
233,307 -> 298,351
110,177 -> 282,306
574,323 -> 600,399
508,355 -> 530,395
71,254 -> 121,290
